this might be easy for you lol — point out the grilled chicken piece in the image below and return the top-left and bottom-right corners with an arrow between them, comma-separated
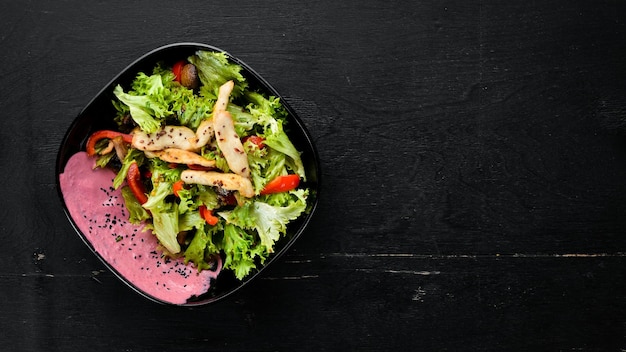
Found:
205,80 -> 250,178
144,148 -> 216,168
132,126 -> 199,152
195,119 -> 214,148
214,110 -> 250,178
180,170 -> 255,198
111,136 -> 128,161
214,80 -> 234,113
193,80 -> 234,149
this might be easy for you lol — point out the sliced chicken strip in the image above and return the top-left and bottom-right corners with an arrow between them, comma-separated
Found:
144,148 -> 216,168
214,110 -> 250,178
194,80 -> 234,149
180,170 -> 255,198
214,80 -> 234,113
111,136 -> 128,161
132,126 -> 199,152
195,118 -> 214,148
100,140 -> 115,155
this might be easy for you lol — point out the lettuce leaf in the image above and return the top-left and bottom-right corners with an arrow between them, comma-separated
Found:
113,85 -> 164,134
264,122 -> 306,181
246,142 -> 286,193
114,65 -> 216,131
188,51 -> 248,99
219,189 -> 308,252
113,149 -> 144,189
184,224 -> 221,271
221,224 -> 267,280
141,179 -> 171,209
140,159 -> 184,254
244,92 -> 306,180
148,202 -> 180,254
121,186 -> 151,224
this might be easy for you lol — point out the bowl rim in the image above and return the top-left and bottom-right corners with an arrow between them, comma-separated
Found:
55,42 -> 321,306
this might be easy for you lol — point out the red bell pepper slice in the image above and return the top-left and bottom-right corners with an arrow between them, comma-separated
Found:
127,162 -> 148,205
167,163 -> 214,171
187,164 -> 214,171
242,135 -> 265,149
172,180 -> 185,197
86,130 -> 133,156
260,174 -> 300,195
172,60 -> 185,82
199,205 -> 219,226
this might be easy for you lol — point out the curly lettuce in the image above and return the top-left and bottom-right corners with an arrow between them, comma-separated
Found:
188,51 -> 248,99
219,189 -> 308,253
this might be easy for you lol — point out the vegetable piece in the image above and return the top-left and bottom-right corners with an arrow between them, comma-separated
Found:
113,149 -> 145,189
188,51 -> 247,98
180,170 -> 255,198
172,180 -> 185,197
220,189 -> 309,253
180,64 -> 199,89
149,203 -> 181,254
86,130 -> 133,156
172,60 -> 185,82
260,174 -> 300,195
113,85 -> 165,134
184,224 -> 220,271
199,205 -> 219,226
246,143 -> 285,193
121,186 -> 151,224
243,135 -> 265,149
221,223 -> 266,280
188,164 -> 215,171
264,125 -> 306,181
126,162 -> 148,205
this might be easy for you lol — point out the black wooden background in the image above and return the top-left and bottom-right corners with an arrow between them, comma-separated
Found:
1,1 -> 625,350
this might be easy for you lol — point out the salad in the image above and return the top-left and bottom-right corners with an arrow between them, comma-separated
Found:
85,50 -> 309,280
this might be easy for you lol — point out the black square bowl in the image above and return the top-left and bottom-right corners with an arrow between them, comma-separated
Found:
56,43 -> 320,306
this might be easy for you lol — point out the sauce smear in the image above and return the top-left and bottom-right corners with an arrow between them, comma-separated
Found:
59,152 -> 222,304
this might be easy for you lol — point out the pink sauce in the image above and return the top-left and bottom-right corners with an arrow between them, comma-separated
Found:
59,152 -> 222,304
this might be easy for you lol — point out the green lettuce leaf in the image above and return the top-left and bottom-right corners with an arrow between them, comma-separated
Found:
148,202 -> 180,254
141,179 -> 171,209
188,51 -> 248,99
184,224 -> 221,271
244,92 -> 306,180
264,123 -> 306,181
113,149 -> 144,189
121,186 -> 151,224
179,210 -> 204,232
220,189 -> 308,252
246,142 -> 287,193
221,224 -> 267,280
228,104 -> 258,136
113,85 -> 164,134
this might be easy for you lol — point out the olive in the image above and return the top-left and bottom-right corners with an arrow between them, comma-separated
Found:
180,64 -> 199,89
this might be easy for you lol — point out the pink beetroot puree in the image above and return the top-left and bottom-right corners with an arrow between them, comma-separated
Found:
59,152 -> 222,304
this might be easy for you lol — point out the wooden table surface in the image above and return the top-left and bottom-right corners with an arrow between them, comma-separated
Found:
1,1 -> 625,350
